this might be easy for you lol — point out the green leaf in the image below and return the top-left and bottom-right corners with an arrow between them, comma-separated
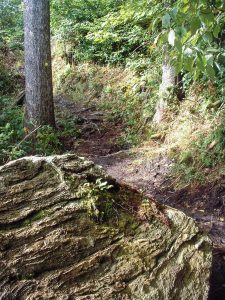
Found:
191,34 -> 200,46
184,56 -> 194,72
181,31 -> 191,44
170,7 -> 178,20
213,25 -> 221,38
151,16 -> 161,31
176,26 -> 187,38
174,57 -> 183,74
190,17 -> 201,34
207,48 -> 220,53
199,12 -> 215,26
162,13 -> 171,28
205,54 -> 214,66
175,39 -> 182,52
159,31 -> 168,44
206,65 -> 215,79
193,68 -> 201,80
202,32 -> 213,43
181,4 -> 190,13
196,55 -> 206,72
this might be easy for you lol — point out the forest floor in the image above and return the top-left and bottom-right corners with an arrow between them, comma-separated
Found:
55,94 -> 225,299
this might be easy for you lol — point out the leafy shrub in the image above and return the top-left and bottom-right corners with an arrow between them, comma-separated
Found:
0,96 -> 82,164
51,0 -> 158,65
0,0 -> 23,50
35,126 -> 62,156
57,116 -> 81,138
0,97 -> 25,163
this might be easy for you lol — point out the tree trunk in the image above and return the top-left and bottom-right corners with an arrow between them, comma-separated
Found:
153,54 -> 175,124
24,0 -> 55,129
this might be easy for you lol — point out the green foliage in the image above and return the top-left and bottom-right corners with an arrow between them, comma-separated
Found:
0,50 -> 24,96
76,178 -> 114,221
0,0 -> 23,49
0,62 -> 15,95
51,0 -> 159,65
51,0 -> 127,63
2,0 -> 223,81
1,0 -> 224,80
198,124 -> 225,168
0,96 -> 82,164
57,113 -> 81,138
52,0 -> 225,82
155,0 -> 225,80
0,96 -> 26,163
174,122 -> 225,184
0,97 -> 61,162
55,61 -> 160,146
35,126 -> 62,156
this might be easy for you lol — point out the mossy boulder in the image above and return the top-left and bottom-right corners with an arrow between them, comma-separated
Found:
0,154 -> 211,299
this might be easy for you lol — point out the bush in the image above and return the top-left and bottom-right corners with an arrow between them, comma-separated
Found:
35,126 -> 62,156
0,96 -> 82,164
0,96 -> 25,163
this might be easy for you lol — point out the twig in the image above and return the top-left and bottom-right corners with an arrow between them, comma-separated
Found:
15,90 -> 25,106
112,199 -> 135,215
131,42 -> 147,54
95,149 -> 132,159
78,106 -> 96,114
14,125 -> 42,149
89,121 -> 101,134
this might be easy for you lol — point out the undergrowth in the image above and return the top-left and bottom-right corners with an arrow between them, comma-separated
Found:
76,178 -> 114,222
0,63 -> 14,95
0,96 -> 80,165
165,80 -> 225,186
53,55 -> 161,145
173,122 -> 225,184
53,50 -> 225,186
0,50 -> 24,96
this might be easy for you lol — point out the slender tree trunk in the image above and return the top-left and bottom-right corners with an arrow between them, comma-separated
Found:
153,54 -> 175,124
24,0 -> 55,129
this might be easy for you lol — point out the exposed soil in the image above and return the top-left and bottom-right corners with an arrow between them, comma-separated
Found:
55,95 -> 225,300
55,95 -> 126,156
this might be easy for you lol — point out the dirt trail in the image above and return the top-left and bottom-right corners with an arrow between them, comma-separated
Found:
55,95 -> 225,299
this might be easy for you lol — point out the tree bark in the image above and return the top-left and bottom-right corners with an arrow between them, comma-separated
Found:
24,0 -> 55,129
153,54 -> 176,124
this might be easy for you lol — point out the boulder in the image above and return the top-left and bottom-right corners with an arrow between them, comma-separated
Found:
0,155 -> 212,299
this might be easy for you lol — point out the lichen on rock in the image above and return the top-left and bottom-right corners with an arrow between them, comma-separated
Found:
0,154 -> 212,299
